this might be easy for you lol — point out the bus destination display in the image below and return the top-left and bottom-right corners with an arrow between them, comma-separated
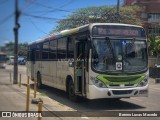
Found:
92,25 -> 145,37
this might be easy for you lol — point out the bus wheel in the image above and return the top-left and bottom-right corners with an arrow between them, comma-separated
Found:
68,80 -> 78,102
37,72 -> 42,89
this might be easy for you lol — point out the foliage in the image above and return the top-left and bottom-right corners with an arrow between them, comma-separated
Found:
51,5 -> 144,33
4,42 -> 28,58
18,42 -> 28,57
5,41 -> 14,56
120,5 -> 144,25
148,36 -> 160,56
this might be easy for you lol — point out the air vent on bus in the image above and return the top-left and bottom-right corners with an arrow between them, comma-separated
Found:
112,90 -> 133,95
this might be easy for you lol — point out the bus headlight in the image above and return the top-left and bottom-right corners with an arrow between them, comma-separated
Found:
137,78 -> 148,87
90,76 -> 106,88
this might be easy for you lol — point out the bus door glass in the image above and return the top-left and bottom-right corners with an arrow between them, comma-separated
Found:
74,41 -> 87,96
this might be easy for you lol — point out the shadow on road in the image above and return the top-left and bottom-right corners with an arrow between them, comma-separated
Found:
28,84 -> 145,111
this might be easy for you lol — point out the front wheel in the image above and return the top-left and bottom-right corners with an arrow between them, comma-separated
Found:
37,72 -> 43,89
68,80 -> 78,102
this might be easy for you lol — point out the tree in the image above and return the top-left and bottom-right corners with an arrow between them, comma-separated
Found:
5,41 -> 14,56
18,42 -> 28,58
120,5 -> 144,25
51,5 -> 144,33
4,42 -> 28,58
148,36 -> 160,63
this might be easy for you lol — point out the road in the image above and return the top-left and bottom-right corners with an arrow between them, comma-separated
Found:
1,65 -> 160,120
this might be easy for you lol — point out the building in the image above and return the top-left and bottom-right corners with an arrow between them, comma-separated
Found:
124,0 -> 160,36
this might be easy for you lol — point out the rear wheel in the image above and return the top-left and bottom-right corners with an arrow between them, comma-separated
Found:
68,80 -> 78,102
37,72 -> 43,89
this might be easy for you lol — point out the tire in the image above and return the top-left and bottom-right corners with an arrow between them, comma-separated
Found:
68,80 -> 78,102
37,72 -> 43,89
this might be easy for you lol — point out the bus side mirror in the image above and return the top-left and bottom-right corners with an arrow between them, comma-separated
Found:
69,61 -> 74,67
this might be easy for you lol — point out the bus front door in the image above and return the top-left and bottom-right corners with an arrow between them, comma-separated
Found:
74,41 -> 87,96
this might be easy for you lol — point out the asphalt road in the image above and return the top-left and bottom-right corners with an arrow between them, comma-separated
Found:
1,65 -> 160,120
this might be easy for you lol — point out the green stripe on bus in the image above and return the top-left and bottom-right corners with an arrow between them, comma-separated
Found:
97,74 -> 145,85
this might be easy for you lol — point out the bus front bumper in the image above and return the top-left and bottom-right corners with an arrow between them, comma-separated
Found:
87,84 -> 148,99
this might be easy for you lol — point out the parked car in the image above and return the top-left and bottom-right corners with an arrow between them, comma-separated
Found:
18,57 -> 26,65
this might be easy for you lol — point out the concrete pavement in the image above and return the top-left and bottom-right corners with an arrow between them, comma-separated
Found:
0,67 -> 82,120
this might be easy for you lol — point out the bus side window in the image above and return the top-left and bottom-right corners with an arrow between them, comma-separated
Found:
31,49 -> 35,61
50,40 -> 57,59
42,41 -> 49,59
35,44 -> 41,60
57,37 -> 67,59
68,37 -> 74,59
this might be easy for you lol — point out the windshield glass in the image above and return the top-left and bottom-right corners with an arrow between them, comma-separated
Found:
92,39 -> 147,73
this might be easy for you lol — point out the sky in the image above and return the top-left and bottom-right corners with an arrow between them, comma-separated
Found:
0,0 -> 123,46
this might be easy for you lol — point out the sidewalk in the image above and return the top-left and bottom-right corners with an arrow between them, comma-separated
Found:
0,68 -> 83,120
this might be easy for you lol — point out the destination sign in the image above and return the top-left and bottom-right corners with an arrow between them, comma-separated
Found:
92,25 -> 146,38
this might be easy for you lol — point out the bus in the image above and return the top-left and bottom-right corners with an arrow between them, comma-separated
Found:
27,23 -> 148,101
0,52 -> 6,68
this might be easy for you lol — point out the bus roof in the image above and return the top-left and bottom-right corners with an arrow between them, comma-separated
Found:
29,23 -> 144,45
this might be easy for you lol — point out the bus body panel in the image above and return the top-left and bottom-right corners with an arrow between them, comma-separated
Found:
41,61 -> 54,87
30,60 -> 75,91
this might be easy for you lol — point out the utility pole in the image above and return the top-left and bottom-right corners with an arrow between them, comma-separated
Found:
13,0 -> 20,84
117,0 -> 120,23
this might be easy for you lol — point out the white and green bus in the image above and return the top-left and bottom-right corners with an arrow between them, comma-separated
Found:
27,23 -> 148,101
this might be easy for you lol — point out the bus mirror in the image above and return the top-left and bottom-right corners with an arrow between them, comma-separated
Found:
69,61 -> 74,67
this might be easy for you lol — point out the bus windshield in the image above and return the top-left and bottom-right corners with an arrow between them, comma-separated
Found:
92,38 -> 148,74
